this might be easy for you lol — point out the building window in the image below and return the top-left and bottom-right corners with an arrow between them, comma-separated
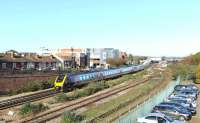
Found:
2,63 -> 6,69
13,63 -> 16,69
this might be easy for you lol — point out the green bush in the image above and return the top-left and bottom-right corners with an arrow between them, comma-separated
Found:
55,81 -> 109,103
79,81 -> 109,97
19,102 -> 48,116
60,111 -> 84,123
19,103 -> 32,116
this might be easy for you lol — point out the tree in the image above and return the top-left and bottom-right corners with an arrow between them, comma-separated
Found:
182,52 -> 200,65
127,54 -> 140,65
106,58 -> 126,67
195,64 -> 200,84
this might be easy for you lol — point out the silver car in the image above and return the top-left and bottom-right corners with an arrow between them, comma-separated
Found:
137,113 -> 183,123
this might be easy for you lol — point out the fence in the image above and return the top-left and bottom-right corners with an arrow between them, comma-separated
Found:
116,77 -> 180,123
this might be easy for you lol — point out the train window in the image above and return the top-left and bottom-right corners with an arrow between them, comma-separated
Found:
92,73 -> 95,77
79,76 -> 82,81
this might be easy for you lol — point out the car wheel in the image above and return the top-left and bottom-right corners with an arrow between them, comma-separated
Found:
179,116 -> 185,121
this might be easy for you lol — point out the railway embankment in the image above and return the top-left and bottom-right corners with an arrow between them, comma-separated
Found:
79,67 -> 172,123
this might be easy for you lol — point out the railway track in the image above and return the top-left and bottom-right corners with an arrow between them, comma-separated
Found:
0,89 -> 59,110
18,78 -> 151,123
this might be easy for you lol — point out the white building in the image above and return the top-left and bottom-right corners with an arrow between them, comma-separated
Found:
87,48 -> 120,68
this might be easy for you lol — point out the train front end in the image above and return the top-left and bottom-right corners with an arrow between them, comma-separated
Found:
54,74 -> 67,90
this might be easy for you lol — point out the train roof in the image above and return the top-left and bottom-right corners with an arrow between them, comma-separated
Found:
60,65 -> 138,76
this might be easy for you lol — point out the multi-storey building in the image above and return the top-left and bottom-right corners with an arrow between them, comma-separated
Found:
86,48 -> 121,68
53,48 -> 89,68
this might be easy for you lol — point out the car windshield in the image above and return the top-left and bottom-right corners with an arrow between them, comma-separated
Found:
56,74 -> 65,82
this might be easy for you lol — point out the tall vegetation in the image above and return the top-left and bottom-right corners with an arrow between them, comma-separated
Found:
106,58 -> 126,67
171,52 -> 200,83
183,52 -> 200,65
195,64 -> 200,84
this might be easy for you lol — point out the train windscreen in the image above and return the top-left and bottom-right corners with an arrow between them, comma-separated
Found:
56,74 -> 65,82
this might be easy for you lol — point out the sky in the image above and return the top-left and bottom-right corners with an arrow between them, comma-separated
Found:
0,0 -> 200,57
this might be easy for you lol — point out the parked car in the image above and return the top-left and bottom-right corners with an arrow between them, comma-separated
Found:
187,84 -> 199,92
160,102 -> 196,115
174,85 -> 199,95
137,113 -> 183,123
170,93 -> 196,101
166,97 -> 197,108
174,85 -> 199,92
152,104 -> 192,121
166,99 -> 193,108
178,90 -> 198,99
169,94 -> 194,102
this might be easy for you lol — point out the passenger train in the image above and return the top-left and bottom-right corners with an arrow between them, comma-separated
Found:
54,60 -> 151,91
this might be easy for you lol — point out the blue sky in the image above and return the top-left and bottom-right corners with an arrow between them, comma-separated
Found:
0,0 -> 200,56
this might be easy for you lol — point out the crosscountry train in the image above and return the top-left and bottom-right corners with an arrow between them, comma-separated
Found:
54,60 -> 151,91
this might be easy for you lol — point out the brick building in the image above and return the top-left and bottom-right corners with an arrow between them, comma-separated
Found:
0,50 -> 59,71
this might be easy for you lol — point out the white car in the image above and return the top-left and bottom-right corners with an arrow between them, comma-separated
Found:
137,113 -> 183,123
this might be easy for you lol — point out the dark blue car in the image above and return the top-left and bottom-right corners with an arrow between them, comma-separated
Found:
152,104 -> 192,121
160,102 -> 196,115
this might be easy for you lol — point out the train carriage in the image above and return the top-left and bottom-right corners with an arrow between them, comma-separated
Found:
54,61 -> 151,91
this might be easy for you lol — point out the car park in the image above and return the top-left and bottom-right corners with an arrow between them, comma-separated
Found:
152,104 -> 192,121
137,83 -> 199,122
137,113 -> 184,123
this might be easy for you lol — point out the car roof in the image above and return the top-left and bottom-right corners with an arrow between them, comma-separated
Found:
147,113 -> 165,117
157,104 -> 174,107
161,102 -> 180,105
